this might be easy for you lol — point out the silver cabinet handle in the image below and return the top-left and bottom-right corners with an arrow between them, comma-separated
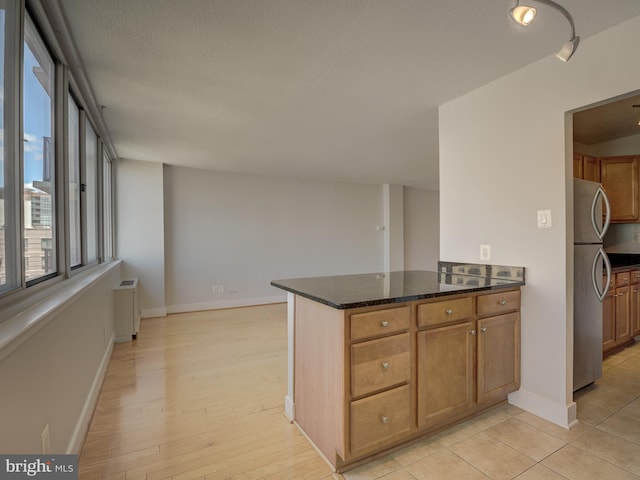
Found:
380,416 -> 389,424
469,330 -> 476,335
480,327 -> 487,332
593,247 -> 611,302
382,362 -> 390,370
593,186 -> 611,240
381,320 -> 389,327
499,300 -> 507,305
445,309 -> 453,315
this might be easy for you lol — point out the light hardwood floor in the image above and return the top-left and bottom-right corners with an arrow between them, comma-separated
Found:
80,304 -> 640,480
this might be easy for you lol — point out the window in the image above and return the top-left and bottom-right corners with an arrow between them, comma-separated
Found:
0,0 -> 19,294
0,5 -> 116,303
103,152 -> 113,259
23,12 -> 56,284
68,96 -> 81,267
85,119 -> 98,263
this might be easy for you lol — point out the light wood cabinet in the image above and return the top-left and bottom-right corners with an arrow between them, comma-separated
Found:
477,312 -> 520,404
417,321 -> 475,429
416,291 -> 520,432
293,288 -> 521,471
631,270 -> 640,337
602,274 -> 616,352
603,270 -> 635,355
573,153 -> 599,182
600,156 -> 639,223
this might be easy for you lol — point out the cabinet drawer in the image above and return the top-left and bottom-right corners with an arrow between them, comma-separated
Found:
617,271 -> 631,287
417,297 -> 473,328
477,290 -> 520,316
632,270 -> 640,285
350,384 -> 411,453
351,306 -> 410,341
351,333 -> 410,397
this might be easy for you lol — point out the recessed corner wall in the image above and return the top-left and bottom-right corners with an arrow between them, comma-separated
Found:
116,159 -> 166,316
163,166 -> 385,312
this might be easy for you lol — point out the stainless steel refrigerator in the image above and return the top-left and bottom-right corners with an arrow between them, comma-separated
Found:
574,178 -> 612,391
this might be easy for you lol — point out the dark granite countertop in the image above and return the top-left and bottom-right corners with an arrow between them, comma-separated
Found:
271,263 -> 525,310
607,253 -> 640,270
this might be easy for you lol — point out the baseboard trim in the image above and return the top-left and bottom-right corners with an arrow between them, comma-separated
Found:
508,387 -> 575,428
66,333 -> 114,454
166,295 -> 287,314
141,307 -> 167,318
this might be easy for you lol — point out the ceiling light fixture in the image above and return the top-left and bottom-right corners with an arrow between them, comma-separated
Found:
509,0 -> 580,62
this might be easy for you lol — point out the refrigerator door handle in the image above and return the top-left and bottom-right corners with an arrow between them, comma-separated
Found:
591,186 -> 611,241
592,247 -> 611,302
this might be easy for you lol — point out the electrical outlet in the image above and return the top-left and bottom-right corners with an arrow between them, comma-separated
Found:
480,244 -> 491,261
41,424 -> 50,454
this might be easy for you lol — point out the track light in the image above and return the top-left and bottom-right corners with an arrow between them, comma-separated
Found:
510,3 -> 537,26
509,0 -> 580,62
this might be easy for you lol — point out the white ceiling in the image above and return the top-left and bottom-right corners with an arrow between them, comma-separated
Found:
57,0 -> 640,190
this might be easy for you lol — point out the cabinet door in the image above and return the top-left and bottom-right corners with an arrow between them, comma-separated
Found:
573,153 -> 583,179
417,322 -> 475,429
582,155 -> 600,182
615,285 -> 631,345
631,284 -> 640,338
602,286 -> 617,353
477,313 -> 520,404
600,156 -> 639,222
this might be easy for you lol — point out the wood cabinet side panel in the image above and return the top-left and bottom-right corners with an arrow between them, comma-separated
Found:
294,295 -> 346,463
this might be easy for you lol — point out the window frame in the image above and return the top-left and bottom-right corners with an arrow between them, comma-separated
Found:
0,1 -> 118,308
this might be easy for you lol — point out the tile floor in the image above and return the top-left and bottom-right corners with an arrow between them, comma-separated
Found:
338,341 -> 640,480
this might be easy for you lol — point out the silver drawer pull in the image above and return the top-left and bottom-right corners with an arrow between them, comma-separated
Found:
445,309 -> 453,315
469,329 -> 476,336
481,327 -> 487,332
382,362 -> 390,370
380,416 -> 389,424
381,320 -> 389,327
499,300 -> 507,305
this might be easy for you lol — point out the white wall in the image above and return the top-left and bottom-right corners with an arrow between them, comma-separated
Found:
0,263 -> 120,453
163,165 -> 384,312
439,15 -> 640,427
116,159 -> 166,316
404,187 -> 439,270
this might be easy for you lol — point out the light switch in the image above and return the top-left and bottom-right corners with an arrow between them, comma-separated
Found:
537,209 -> 552,229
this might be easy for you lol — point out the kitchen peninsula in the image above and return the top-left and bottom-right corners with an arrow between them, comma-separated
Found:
271,262 -> 525,472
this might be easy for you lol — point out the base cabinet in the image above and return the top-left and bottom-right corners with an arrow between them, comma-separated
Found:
477,312 -> 520,404
417,322 -> 475,430
293,288 -> 521,472
602,280 -> 617,353
631,270 -> 640,337
604,271 -> 634,355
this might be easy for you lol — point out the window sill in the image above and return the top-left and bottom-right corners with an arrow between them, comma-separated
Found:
0,260 -> 121,362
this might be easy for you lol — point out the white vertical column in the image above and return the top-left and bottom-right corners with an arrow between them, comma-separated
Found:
383,184 -> 405,272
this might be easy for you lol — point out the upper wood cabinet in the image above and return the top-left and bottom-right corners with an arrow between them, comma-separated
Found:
573,153 -> 600,182
600,156 -> 639,223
